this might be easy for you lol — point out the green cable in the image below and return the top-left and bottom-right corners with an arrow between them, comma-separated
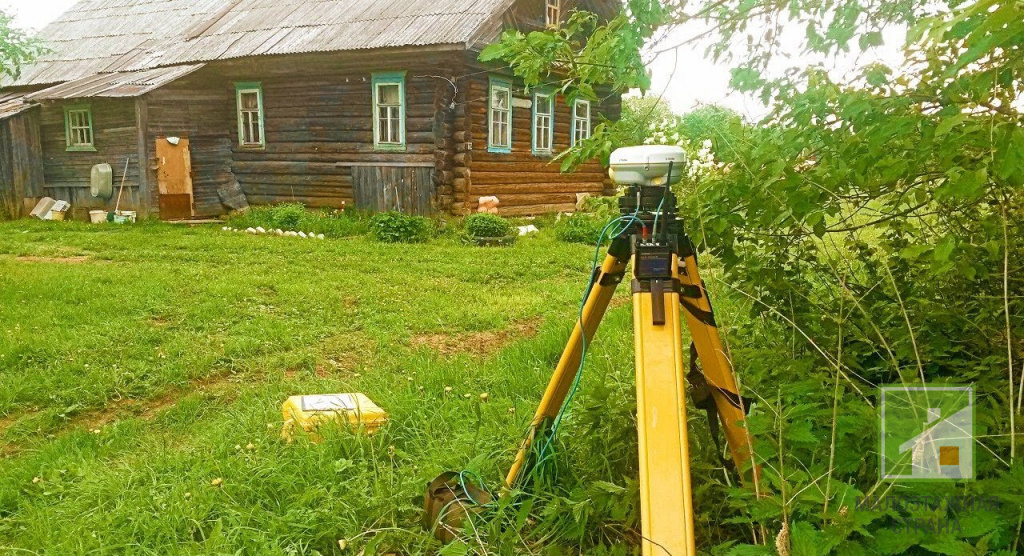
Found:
536,211 -> 642,464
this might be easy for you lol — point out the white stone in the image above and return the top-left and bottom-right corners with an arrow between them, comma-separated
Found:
246,228 -> 257,234
298,231 -> 307,238
256,226 -> 266,234
317,234 -> 325,240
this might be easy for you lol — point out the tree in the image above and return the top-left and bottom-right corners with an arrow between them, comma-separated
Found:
483,0 -> 1024,553
678,104 -> 741,145
0,9 -> 43,81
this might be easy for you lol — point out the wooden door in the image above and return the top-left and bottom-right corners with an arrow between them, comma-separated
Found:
352,165 -> 435,215
156,137 -> 193,220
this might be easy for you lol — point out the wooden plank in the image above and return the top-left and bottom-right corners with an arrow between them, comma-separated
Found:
336,161 -> 434,168
135,98 -> 151,216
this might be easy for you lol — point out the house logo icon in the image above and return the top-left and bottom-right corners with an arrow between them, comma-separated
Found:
880,386 -> 974,480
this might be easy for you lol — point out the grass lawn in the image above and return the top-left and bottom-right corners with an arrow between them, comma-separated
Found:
0,219 -> 668,554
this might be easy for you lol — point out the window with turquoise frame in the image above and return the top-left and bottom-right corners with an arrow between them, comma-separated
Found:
372,72 -> 406,151
572,99 -> 591,146
532,90 -> 554,155
64,104 -> 95,152
488,77 -> 512,153
235,82 -> 265,148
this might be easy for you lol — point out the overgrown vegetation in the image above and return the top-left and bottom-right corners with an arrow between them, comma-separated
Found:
482,0 -> 1024,553
227,204 -> 370,238
369,211 -> 434,243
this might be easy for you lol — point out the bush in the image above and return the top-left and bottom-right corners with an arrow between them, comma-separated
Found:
554,212 -> 610,245
369,211 -> 433,243
270,203 -> 305,229
463,213 -> 515,238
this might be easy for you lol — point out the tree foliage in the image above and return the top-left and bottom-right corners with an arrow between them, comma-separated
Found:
0,9 -> 43,81
483,0 -> 1024,553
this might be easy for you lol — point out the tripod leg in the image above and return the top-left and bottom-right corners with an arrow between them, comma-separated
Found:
505,241 -> 629,488
677,244 -> 758,484
632,255 -> 697,556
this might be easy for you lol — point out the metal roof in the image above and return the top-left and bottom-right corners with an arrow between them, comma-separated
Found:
0,94 -> 35,120
25,65 -> 206,101
4,0 -> 518,88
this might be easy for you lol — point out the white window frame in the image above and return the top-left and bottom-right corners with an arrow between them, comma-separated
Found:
235,82 -> 265,149
532,90 -> 554,155
572,99 -> 591,146
546,0 -> 561,27
372,72 -> 407,151
488,77 -> 513,153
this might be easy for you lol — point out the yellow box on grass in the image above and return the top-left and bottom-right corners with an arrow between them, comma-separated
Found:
281,393 -> 388,442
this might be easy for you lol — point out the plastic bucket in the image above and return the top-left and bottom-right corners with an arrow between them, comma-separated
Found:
89,210 -> 107,224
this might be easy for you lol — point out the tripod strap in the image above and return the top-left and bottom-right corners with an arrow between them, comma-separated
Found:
688,342 -> 755,475
687,343 -> 733,472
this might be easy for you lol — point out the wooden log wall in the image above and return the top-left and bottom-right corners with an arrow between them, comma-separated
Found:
433,73 -> 459,213
38,98 -> 143,219
463,70 -> 620,216
202,55 -> 447,210
146,75 -> 236,217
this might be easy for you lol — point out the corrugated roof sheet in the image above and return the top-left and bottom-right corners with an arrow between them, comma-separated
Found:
0,94 -> 35,120
5,0 -> 516,88
25,64 -> 206,101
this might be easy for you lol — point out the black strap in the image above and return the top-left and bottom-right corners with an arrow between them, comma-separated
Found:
687,343 -> 734,473
680,299 -> 717,327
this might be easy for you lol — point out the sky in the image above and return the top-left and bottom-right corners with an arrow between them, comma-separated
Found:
3,0 -> 905,121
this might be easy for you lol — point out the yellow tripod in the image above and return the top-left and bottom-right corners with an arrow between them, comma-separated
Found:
503,185 -> 757,555
424,180 -> 758,553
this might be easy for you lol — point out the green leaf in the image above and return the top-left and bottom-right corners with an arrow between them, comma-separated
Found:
934,235 -> 955,262
920,538 -> 975,556
791,521 -> 827,556
935,114 -> 966,138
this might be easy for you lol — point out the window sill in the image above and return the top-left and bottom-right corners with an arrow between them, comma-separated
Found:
374,144 -> 407,153
66,146 -> 97,153
487,146 -> 512,154
238,144 -> 266,151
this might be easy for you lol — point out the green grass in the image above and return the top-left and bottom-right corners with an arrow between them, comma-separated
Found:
0,220 -> 745,554
0,220 -> 631,554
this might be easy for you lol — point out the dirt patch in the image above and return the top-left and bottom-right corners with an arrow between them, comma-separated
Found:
610,295 -> 631,309
411,317 -> 543,358
76,373 -> 241,431
16,255 -> 93,264
0,413 -> 21,437
0,373 -> 245,459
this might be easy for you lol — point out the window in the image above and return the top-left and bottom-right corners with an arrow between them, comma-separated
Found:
532,90 -> 554,155
236,82 -> 265,148
545,0 -> 561,27
372,72 -> 406,151
64,105 -> 95,151
488,77 -> 512,153
572,99 -> 591,146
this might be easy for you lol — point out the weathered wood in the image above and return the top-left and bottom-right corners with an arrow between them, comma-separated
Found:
352,165 -> 435,214
134,98 -> 151,216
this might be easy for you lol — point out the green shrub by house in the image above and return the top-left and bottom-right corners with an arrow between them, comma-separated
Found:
554,212 -> 610,245
369,211 -> 433,243
464,213 -> 515,239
